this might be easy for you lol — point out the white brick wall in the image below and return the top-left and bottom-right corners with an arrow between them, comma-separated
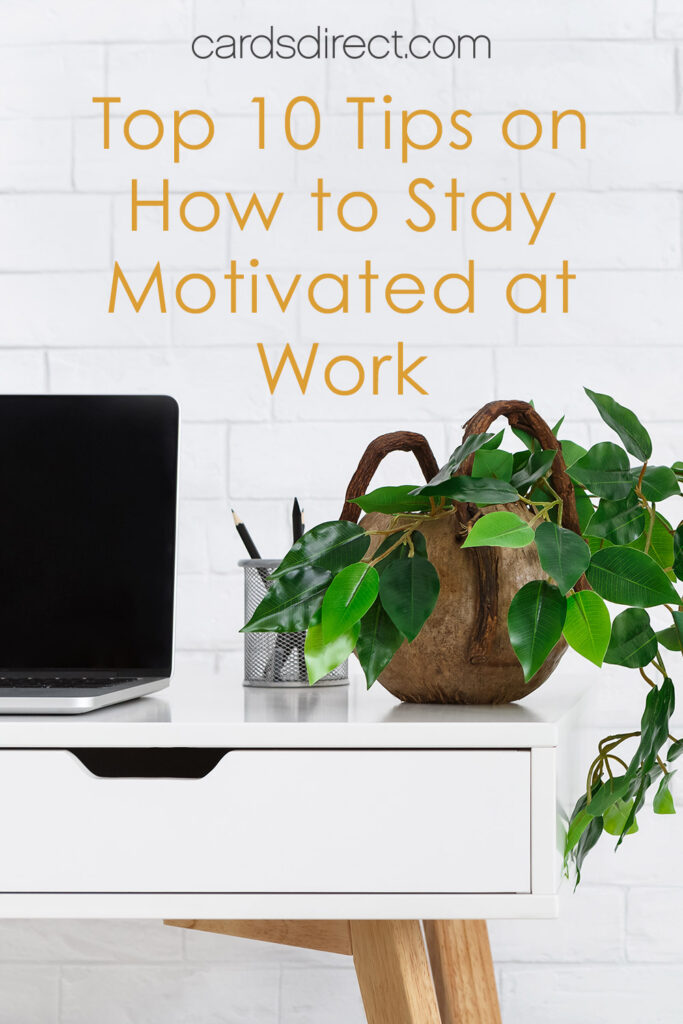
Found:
1,0 -> 683,1020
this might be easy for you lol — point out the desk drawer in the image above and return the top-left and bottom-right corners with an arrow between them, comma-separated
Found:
0,749 -> 530,894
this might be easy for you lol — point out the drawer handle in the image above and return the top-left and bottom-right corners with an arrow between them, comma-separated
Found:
69,748 -> 232,779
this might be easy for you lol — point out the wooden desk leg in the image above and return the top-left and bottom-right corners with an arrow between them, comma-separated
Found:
350,920 -> 441,1024
423,920 -> 502,1024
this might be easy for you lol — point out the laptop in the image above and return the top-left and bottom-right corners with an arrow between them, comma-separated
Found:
0,395 -> 179,713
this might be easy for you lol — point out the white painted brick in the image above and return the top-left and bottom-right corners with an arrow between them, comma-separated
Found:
659,3 -> 683,38
107,44 -> 325,117
0,965 -> 59,1023
107,45 -> 213,115
47,348 -> 269,422
0,351 -> 47,390
195,0 -> 413,35
0,919 -> 181,961
3,0 -> 192,43
177,503 -> 210,574
0,46 -> 104,117
628,888 -> 683,961
183,927 -> 349,967
171,286 -> 299,347
174,572 -> 242,649
266,344 -> 494,423
328,60 -> 452,114
0,119 -> 71,191
112,191 -> 229,271
219,499 -> 292,569
294,113 -> 519,193
179,423 -> 227,498
417,0 -> 654,40
491,886 -> 624,963
230,421 -> 451,500
456,43 -> 675,113
60,965 -> 279,1024
74,115 -> 296,192
300,271 -> 516,347
588,115 -> 683,189
495,347 -> 683,423
0,273 -> 171,347
0,196 -> 110,271
517,271 -> 683,347
500,966 -> 683,1024
280,966 -> 365,1024
229,191 -> 467,270
464,193 -> 680,270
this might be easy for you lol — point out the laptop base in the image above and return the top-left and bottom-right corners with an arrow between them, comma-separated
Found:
0,678 -> 169,714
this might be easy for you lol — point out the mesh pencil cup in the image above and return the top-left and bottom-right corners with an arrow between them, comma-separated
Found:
240,559 -> 349,687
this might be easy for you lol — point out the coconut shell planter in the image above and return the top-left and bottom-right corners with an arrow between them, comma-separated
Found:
243,390 -> 683,880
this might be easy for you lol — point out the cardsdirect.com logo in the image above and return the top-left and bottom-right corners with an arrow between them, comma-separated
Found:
191,26 -> 492,61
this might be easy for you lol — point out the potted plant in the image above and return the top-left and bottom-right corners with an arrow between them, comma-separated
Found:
242,390 -> 682,881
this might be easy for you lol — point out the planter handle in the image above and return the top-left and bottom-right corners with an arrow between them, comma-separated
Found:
340,431 -> 439,523
460,399 -> 581,535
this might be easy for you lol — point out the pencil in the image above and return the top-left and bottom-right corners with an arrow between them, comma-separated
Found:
292,497 -> 303,542
232,509 -> 261,560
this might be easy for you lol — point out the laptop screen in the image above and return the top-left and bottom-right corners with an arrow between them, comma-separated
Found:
0,396 -> 178,676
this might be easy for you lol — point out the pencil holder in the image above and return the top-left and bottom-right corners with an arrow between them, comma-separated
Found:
240,559 -> 349,687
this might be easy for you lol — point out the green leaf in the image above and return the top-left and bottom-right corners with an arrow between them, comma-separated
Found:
629,512 -> 675,578
657,610 -> 683,652
379,555 -> 440,642
673,461 -> 683,478
421,476 -> 519,506
481,429 -> 505,450
604,800 -> 638,837
573,486 -> 597,533
551,415 -> 565,435
574,816 -> 604,882
563,591 -> 611,667
672,523 -> 683,581
472,448 -> 513,482
242,565 -> 332,633
657,626 -> 683,652
584,387 -> 652,462
535,521 -> 591,595
628,678 -> 675,781
668,739 -> 683,762
570,442 -> 635,501
585,494 -> 646,546
586,776 -> 630,818
512,425 -> 540,453
422,433 -> 494,490
507,580 -> 567,682
462,511 -> 535,550
653,772 -> 676,815
510,449 -> 557,491
604,608 -> 658,668
355,599 -> 404,688
351,485 -> 432,515
273,521 -> 369,579
586,546 -> 680,607
304,621 -> 359,685
321,562 -> 379,642
562,439 -> 588,469
637,466 -> 680,502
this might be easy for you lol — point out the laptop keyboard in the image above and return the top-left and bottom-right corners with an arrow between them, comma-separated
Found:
0,677 -> 138,689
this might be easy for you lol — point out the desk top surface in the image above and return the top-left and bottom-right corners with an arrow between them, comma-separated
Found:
0,661 -> 586,748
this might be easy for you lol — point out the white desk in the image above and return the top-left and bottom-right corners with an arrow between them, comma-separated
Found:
0,667 -> 585,922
